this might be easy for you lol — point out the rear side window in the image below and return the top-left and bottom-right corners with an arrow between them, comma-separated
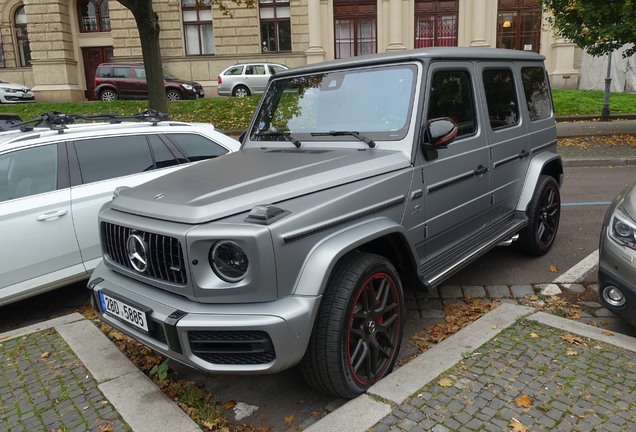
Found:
73,135 -> 153,183
224,66 -> 244,76
521,66 -> 552,121
96,66 -> 113,78
0,145 -> 57,202
165,133 -> 229,161
427,70 -> 477,137
134,68 -> 146,79
482,69 -> 519,129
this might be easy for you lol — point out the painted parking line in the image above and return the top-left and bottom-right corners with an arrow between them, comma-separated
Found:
553,249 -> 599,284
562,201 -> 611,206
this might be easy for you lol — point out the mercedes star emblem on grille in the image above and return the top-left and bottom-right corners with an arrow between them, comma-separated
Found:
126,233 -> 148,272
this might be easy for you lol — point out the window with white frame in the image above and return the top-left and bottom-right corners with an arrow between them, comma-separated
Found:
260,0 -> 291,52
182,0 -> 215,55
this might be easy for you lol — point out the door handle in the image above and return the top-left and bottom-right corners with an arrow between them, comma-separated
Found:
36,209 -> 68,221
474,165 -> 488,176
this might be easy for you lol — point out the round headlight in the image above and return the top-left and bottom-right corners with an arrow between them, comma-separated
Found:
615,220 -> 633,238
209,240 -> 249,282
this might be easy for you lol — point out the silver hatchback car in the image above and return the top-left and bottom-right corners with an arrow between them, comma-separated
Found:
217,62 -> 288,97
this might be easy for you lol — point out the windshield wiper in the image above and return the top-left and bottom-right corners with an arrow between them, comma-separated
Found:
254,131 -> 301,148
311,131 -> 376,148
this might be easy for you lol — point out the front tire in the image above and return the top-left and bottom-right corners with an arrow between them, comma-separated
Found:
166,89 -> 182,101
300,252 -> 404,398
516,175 -> 561,255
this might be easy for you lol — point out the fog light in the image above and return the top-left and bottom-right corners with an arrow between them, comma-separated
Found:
602,286 -> 626,307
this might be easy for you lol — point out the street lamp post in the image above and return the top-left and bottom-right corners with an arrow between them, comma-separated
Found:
601,52 -> 612,121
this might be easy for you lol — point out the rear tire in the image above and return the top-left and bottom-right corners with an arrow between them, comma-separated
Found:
233,85 -> 250,98
99,89 -> 118,102
300,252 -> 404,398
515,175 -> 561,255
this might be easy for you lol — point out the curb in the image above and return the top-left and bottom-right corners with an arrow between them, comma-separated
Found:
0,313 -> 202,432
563,156 -> 636,167
304,303 -> 636,432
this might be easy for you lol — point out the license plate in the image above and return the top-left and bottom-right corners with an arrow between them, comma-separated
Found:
99,292 -> 150,332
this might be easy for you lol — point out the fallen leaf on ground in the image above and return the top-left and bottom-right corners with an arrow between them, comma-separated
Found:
529,332 -> 539,339
566,350 -> 578,356
40,351 -> 51,359
509,418 -> 529,432
98,422 -> 115,432
561,334 -> 583,345
283,415 -> 295,425
602,331 -> 614,336
514,394 -> 533,408
549,264 -> 558,273
224,400 -> 237,409
438,378 -> 454,387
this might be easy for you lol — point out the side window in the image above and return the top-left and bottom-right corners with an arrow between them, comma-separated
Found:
427,70 -> 476,137
0,145 -> 57,202
134,68 -> 146,79
113,67 -> 130,78
521,66 -> 552,121
269,65 -> 286,74
165,133 -> 229,162
96,66 -> 112,78
482,69 -> 519,129
73,135 -> 153,183
148,135 -> 182,168
226,66 -> 244,76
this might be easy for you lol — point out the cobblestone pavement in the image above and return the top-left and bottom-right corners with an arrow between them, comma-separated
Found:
374,319 -> 636,432
0,328 -> 128,432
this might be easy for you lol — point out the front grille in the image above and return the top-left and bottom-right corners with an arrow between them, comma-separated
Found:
102,222 -> 187,285
188,330 -> 276,365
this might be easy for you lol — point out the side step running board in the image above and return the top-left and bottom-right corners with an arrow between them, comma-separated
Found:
419,217 -> 526,289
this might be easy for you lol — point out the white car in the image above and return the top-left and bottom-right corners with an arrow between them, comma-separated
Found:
0,112 -> 240,306
0,79 -> 35,103
217,63 -> 288,97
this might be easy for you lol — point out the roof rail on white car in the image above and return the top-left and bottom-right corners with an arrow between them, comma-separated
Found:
9,110 -> 170,133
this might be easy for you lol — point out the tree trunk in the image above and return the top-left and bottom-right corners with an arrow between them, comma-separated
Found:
117,0 -> 168,113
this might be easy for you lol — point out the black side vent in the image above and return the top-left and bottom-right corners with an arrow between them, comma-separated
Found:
188,330 -> 276,365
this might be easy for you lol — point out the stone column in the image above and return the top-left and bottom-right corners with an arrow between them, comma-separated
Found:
24,0 -> 84,102
469,0 -> 491,47
386,0 -> 405,51
304,0 -> 326,63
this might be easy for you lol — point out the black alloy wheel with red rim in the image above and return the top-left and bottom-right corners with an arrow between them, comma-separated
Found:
300,252 -> 404,398
516,174 -> 561,255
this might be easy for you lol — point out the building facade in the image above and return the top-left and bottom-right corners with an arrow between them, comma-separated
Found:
0,0 -> 579,102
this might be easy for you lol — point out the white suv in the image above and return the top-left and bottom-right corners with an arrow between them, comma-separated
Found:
0,112 -> 240,306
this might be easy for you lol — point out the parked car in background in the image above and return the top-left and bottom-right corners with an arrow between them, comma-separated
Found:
599,179 -> 636,325
0,79 -> 35,103
94,63 -> 205,102
217,62 -> 288,97
0,112 -> 240,307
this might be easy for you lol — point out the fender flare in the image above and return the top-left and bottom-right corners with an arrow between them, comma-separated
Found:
516,152 -> 563,212
292,217 -> 418,297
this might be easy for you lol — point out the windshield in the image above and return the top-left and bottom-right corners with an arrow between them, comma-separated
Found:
250,64 -> 418,144
163,70 -> 179,80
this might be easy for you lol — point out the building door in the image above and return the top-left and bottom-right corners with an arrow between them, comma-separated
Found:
82,47 -> 113,100
333,0 -> 377,59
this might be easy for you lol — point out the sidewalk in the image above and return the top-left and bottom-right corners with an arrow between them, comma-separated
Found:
1,119 -> 635,432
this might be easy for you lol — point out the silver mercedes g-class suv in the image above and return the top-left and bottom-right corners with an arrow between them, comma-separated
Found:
89,48 -> 562,398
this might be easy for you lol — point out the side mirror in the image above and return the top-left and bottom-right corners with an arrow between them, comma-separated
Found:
422,118 -> 457,161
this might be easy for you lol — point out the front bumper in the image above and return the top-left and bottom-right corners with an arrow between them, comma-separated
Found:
88,262 -> 321,374
598,227 -> 636,325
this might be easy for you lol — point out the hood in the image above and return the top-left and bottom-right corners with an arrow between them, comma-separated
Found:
165,78 -> 201,87
0,81 -> 29,91
622,180 -> 636,222
111,148 -> 410,224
